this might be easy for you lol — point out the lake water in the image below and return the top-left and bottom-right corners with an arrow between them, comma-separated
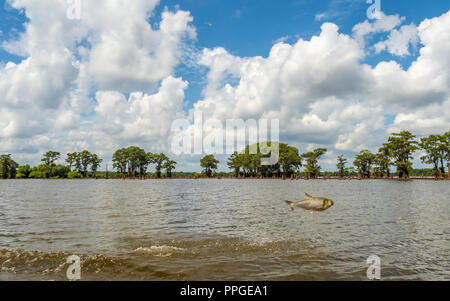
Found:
0,179 -> 448,281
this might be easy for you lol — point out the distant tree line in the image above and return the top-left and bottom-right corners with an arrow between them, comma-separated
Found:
0,147 -> 177,179
207,142 -> 326,179
347,131 -> 450,179
215,130 -> 448,179
225,142 -> 303,178
0,131 -> 449,180
112,146 -> 177,178
0,150 -> 104,179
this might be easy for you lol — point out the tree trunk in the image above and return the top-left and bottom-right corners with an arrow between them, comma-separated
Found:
403,168 -> 409,179
434,162 -> 440,179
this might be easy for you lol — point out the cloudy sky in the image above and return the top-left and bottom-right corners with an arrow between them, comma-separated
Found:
0,0 -> 449,171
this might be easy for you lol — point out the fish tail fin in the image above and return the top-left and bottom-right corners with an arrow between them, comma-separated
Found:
284,200 -> 295,211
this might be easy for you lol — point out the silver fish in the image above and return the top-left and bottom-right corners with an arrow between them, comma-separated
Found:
284,193 -> 334,212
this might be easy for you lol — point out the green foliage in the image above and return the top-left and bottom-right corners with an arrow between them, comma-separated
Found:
408,168 -> 437,177
67,171 -> 82,179
126,147 -> 149,176
353,149 -> 376,178
54,165 -> 71,178
79,150 -> 93,177
21,163 -> 69,179
438,131 -> 449,176
90,154 -> 103,177
151,153 -> 169,178
442,131 -> 450,161
0,154 -> 19,179
226,142 -> 301,178
66,152 -> 79,170
279,144 -> 302,176
3,130 -> 450,180
336,155 -> 347,177
420,135 -> 443,178
17,164 -> 32,178
200,154 -> 219,177
227,152 -> 242,177
113,147 -> 151,177
112,147 -> 175,178
374,146 -> 392,177
163,160 -> 177,178
346,167 -> 358,176
29,171 -> 47,179
301,148 -> 327,178
65,150 -> 103,177
41,151 -> 61,177
41,151 -> 60,166
112,148 -> 128,174
384,131 -> 418,179
29,164 -> 49,178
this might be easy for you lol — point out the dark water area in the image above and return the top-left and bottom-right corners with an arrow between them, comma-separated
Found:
0,179 -> 448,280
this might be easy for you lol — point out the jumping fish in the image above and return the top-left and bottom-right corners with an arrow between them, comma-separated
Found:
284,193 -> 334,212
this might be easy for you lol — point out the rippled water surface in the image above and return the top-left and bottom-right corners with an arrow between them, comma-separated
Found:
0,179 -> 449,280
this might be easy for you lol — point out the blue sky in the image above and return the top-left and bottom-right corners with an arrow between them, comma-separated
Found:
2,0 -> 448,108
152,0 -> 446,56
161,0 -> 449,109
0,1 -> 449,171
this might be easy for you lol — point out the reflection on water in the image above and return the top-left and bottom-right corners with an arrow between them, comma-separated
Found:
0,179 -> 449,280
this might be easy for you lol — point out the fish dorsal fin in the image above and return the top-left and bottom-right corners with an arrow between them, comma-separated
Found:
305,193 -> 313,199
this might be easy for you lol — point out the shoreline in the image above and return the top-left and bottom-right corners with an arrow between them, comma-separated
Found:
1,176 -> 449,181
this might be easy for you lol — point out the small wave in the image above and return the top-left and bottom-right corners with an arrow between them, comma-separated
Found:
134,245 -> 186,257
0,247 -> 126,279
